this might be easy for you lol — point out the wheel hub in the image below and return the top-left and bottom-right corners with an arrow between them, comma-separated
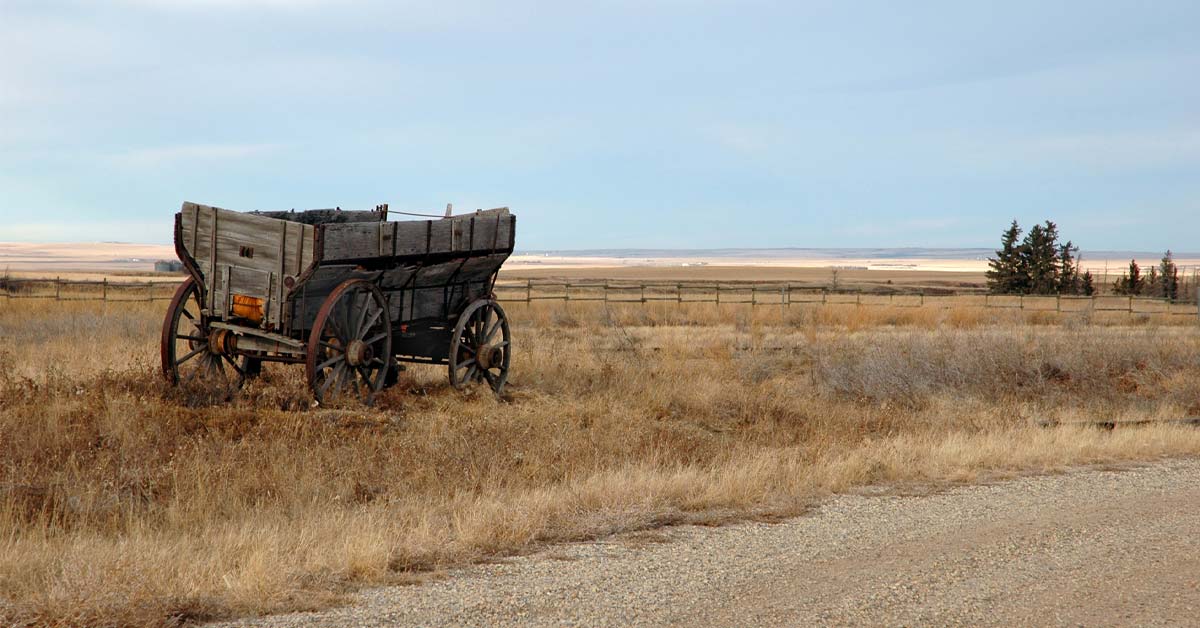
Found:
477,343 -> 501,369
208,329 -> 233,355
346,339 -> 373,367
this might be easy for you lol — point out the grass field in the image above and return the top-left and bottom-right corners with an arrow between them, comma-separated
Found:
3,297 -> 1200,627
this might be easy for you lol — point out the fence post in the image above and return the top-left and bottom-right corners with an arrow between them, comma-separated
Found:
716,284 -> 721,306
640,284 -> 646,304
1129,295 -> 1134,316
677,282 -> 682,304
856,291 -> 861,306
821,289 -> 827,305
919,292 -> 925,307
1056,295 -> 1061,312
526,279 -> 532,304
102,278 -> 108,301
55,277 -> 61,301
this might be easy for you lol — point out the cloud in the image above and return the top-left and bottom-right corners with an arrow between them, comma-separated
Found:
104,143 -> 282,169
0,219 -> 168,243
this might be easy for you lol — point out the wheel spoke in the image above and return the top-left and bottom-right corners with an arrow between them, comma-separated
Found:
465,363 -> 478,382
483,318 -> 502,343
364,331 -> 388,346
317,354 -> 345,371
327,313 -> 350,344
354,292 -> 371,338
184,361 -> 204,383
318,363 -> 342,397
177,334 -> 206,342
356,365 -> 373,390
222,354 -> 245,377
482,370 -> 497,387
181,309 -> 195,320
361,307 -> 384,338
175,346 -> 205,366
455,358 -> 475,373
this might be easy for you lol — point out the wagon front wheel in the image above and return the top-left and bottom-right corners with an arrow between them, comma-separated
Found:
449,299 -> 511,394
306,279 -> 392,405
160,276 -> 251,400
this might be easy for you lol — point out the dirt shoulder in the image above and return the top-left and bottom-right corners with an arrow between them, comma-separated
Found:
215,459 -> 1200,627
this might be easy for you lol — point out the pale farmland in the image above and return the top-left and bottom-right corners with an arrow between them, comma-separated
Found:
3,265 -> 1200,627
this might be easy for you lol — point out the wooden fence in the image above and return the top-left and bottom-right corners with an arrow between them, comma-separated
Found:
492,279 -> 1200,317
0,278 -> 178,302
3,277 -> 1198,318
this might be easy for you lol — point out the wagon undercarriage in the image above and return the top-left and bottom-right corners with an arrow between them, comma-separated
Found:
161,202 -> 516,404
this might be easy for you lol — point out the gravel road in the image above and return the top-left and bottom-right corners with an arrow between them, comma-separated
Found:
218,459 -> 1200,627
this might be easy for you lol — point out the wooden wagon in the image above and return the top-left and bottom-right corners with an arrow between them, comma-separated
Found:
160,201 -> 515,404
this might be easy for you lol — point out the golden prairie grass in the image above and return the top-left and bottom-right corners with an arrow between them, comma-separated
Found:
2,299 -> 1200,626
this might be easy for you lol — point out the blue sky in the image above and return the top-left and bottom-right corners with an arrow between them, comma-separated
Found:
1,0 -> 1197,249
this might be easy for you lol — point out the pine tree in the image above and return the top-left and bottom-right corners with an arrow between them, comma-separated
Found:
1146,267 -> 1159,297
986,220 -> 1024,294
1115,259 -> 1142,296
1159,250 -> 1179,300
1021,221 -> 1060,295
1057,240 -> 1080,294
1081,270 -> 1096,296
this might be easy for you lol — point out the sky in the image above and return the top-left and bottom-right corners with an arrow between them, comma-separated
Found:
1,0 -> 1198,250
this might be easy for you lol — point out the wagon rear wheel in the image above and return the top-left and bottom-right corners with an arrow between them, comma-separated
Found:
306,279 -> 392,405
160,276 -> 252,400
449,299 -> 510,394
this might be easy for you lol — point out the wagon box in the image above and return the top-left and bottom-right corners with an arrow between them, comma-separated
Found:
163,201 -> 515,404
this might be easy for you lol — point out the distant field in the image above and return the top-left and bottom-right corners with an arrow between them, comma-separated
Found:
5,243 -> 1197,294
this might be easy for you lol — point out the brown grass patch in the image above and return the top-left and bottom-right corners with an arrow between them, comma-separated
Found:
1,300 -> 1199,626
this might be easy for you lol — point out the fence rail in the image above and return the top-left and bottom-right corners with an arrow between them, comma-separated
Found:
3,277 -> 1198,317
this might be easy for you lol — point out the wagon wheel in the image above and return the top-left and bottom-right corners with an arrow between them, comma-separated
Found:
306,279 -> 392,405
160,276 -> 254,398
449,299 -> 511,394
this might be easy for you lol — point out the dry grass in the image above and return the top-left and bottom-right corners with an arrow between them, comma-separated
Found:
2,299 -> 1200,626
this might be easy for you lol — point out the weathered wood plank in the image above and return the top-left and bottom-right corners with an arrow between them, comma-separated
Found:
250,208 -> 386,225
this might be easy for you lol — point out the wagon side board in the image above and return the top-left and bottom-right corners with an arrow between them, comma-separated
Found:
320,208 -> 514,263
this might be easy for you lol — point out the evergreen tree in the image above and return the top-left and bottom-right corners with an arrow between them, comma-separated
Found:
1057,240 -> 1080,294
1081,270 -> 1096,296
1145,267 -> 1159,297
986,220 -> 1025,294
1114,259 -> 1142,296
1159,250 -> 1179,300
1021,221 -> 1060,295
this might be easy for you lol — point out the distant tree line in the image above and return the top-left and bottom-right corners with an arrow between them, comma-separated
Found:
986,220 -> 1094,295
987,220 -> 1194,301
1111,253 -> 1183,298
